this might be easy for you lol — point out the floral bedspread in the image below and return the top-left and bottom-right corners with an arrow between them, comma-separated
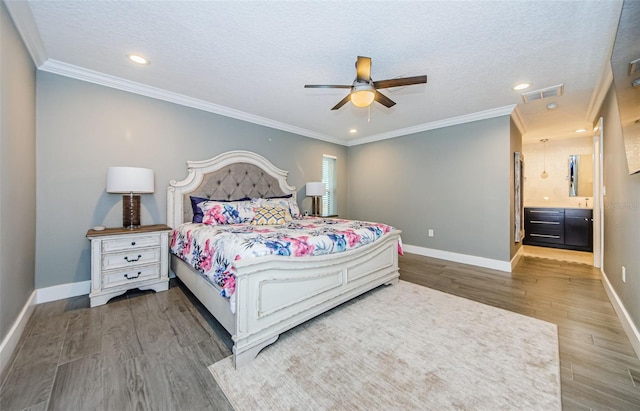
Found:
170,218 -> 397,300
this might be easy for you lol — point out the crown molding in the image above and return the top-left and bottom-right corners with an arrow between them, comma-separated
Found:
346,105 -> 517,146
36,59 -> 520,148
4,0 -> 47,66
586,62 -> 613,124
38,59 -> 347,146
510,106 -> 527,136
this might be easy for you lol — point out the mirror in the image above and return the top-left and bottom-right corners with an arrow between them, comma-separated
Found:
610,0 -> 640,175
569,155 -> 594,197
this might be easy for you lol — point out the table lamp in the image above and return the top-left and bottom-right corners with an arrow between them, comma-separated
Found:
306,182 -> 326,217
107,166 -> 154,229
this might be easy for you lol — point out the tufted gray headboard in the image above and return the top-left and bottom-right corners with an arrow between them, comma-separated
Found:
181,162 -> 287,223
167,151 -> 297,228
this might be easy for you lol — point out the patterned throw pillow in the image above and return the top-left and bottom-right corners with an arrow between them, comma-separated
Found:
190,196 -> 250,223
262,197 -> 301,219
251,206 -> 293,225
237,199 -> 261,223
198,201 -> 242,225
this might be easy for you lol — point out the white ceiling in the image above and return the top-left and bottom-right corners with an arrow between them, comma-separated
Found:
6,0 -> 624,145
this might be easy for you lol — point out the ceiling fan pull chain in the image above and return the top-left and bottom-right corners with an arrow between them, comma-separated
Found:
368,105 -> 371,123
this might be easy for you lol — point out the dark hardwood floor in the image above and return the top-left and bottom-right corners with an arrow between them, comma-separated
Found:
0,280 -> 234,411
1,253 -> 639,410
401,253 -> 640,410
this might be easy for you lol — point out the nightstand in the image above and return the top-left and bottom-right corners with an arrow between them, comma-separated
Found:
86,224 -> 173,307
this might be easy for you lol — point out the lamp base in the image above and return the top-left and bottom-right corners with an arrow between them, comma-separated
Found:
311,196 -> 322,217
122,194 -> 141,229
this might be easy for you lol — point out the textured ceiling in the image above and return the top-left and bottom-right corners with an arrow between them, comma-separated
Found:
7,0 -> 624,145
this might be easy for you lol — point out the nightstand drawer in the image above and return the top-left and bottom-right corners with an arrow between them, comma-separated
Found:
102,234 -> 161,252
102,247 -> 161,270
102,264 -> 161,289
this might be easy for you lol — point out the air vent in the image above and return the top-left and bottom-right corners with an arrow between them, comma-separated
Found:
521,84 -> 564,103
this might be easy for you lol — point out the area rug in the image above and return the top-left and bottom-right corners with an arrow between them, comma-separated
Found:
209,281 -> 561,410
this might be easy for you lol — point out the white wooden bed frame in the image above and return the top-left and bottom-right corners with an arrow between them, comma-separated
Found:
167,150 -> 401,368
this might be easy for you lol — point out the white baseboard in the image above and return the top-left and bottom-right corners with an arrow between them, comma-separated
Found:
402,244 -> 512,273
36,280 -> 91,304
511,246 -> 524,271
1,281 -> 91,377
0,291 -> 36,378
600,268 -> 640,359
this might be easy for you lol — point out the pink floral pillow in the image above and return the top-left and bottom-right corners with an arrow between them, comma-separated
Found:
198,201 -> 242,225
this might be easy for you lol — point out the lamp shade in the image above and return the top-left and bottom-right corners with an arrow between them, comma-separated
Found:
106,167 -> 154,194
306,182 -> 326,196
350,90 -> 375,107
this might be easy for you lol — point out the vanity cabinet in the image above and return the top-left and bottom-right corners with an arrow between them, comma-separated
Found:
524,208 -> 593,252
564,209 -> 593,251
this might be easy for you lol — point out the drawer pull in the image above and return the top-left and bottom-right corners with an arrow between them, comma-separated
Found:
529,210 -> 561,214
124,272 -> 141,280
131,241 -> 136,246
530,221 -> 560,225
124,255 -> 142,263
530,233 -> 560,239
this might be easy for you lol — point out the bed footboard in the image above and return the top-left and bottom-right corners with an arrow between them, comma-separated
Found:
231,231 -> 401,368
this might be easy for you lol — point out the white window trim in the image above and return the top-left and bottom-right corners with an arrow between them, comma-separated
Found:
322,154 -> 337,216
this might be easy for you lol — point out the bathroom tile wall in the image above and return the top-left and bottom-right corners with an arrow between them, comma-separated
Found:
523,136 -> 593,208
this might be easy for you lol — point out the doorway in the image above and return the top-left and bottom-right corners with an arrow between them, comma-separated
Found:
520,130 -> 601,266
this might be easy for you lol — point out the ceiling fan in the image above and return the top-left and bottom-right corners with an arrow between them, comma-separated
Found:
304,56 -> 427,110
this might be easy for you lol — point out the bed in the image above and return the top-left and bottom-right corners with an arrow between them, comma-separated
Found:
167,150 -> 401,368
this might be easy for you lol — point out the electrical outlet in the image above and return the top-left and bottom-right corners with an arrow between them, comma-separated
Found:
622,266 -> 626,283
428,229 -> 434,237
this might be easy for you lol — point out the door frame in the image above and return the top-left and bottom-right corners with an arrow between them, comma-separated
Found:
593,117 -> 604,268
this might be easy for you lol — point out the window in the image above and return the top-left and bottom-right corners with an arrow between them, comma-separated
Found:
322,155 -> 337,216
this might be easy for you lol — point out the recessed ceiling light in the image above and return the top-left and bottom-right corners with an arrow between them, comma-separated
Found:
575,128 -> 587,133
349,129 -> 357,134
128,54 -> 149,65
512,83 -> 531,91
546,102 -> 558,110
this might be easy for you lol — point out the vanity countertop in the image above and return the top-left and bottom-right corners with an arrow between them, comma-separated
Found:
525,204 -> 593,210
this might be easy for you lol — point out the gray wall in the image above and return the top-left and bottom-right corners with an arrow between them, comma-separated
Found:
35,72 -> 347,289
599,84 -> 640,330
346,116 -> 513,262
0,2 -> 37,341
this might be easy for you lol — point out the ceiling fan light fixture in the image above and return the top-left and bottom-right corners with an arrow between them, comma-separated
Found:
305,56 -> 425,110
351,89 -> 375,108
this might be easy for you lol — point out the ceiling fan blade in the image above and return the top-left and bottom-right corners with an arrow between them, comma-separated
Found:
304,84 -> 352,89
355,56 -> 372,83
374,91 -> 396,108
373,75 -> 428,89
331,93 -> 352,110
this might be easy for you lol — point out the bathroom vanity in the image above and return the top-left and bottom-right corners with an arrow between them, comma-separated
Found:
523,207 -> 593,252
